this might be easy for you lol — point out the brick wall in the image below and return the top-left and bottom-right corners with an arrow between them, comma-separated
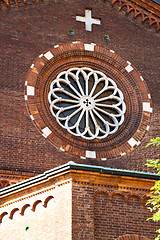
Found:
72,182 -> 159,240
72,183 -> 95,239
94,193 -> 157,240
0,180 -> 72,240
1,0 -> 160,174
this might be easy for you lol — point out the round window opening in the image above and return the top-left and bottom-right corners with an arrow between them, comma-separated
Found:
25,42 -> 152,160
48,67 -> 126,140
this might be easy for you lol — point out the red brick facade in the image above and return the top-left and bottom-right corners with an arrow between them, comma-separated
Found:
0,0 -> 160,239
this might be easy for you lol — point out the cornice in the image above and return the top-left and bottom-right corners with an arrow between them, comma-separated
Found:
0,162 -> 159,224
0,162 -> 159,201
0,0 -> 160,34
0,169 -> 38,188
0,185 -> 55,208
1,0 -> 160,10
0,169 -> 38,178
122,0 -> 160,17
110,0 -> 160,33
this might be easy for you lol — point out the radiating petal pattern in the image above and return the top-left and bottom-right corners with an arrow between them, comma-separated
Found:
48,67 -> 126,140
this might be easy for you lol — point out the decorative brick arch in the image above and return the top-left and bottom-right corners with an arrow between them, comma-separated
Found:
0,180 -> 10,189
116,234 -> 150,240
111,0 -> 160,33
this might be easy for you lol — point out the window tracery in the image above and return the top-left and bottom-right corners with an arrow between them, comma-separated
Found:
48,67 -> 126,140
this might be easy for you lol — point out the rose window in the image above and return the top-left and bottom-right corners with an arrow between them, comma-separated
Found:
48,67 -> 126,140
26,43 -> 152,159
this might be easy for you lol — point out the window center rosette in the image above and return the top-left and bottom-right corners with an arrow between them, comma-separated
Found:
48,67 -> 126,140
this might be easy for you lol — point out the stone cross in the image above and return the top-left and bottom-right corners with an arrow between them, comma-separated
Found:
76,9 -> 101,32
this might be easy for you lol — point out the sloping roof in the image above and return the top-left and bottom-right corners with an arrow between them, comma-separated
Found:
152,0 -> 160,5
0,161 -> 160,197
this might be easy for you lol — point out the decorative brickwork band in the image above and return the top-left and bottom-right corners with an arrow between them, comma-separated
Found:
0,180 -> 10,189
116,235 -> 150,240
110,0 -> 160,33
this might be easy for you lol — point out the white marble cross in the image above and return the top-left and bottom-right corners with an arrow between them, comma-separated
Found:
76,9 -> 101,32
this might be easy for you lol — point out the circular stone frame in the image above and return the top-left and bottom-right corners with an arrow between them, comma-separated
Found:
25,42 -> 152,160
